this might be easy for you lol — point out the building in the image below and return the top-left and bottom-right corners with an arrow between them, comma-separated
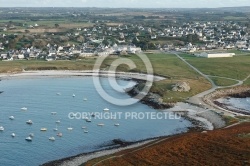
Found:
197,52 -> 235,58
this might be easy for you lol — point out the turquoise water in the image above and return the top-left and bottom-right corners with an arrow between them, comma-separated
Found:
0,77 -> 191,166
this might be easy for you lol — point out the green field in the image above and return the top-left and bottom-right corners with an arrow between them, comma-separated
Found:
180,53 -> 250,80
243,78 -> 250,85
104,53 -> 211,102
105,54 -> 200,79
209,77 -> 239,86
0,58 -> 97,73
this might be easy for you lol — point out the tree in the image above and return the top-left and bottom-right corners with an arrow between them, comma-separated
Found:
55,24 -> 59,28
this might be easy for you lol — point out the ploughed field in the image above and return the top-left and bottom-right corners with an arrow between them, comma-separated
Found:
86,123 -> 250,166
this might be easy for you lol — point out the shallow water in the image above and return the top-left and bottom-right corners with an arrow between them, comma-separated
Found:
217,97 -> 250,113
0,77 -> 191,166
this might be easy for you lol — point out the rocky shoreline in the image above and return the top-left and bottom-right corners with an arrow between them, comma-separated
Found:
203,86 -> 250,115
126,80 -> 174,109
41,123 -> 205,166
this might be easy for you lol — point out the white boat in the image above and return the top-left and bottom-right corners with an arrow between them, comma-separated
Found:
11,133 -> 16,137
29,133 -> 34,137
97,123 -> 105,126
67,127 -> 73,131
0,126 -> 4,131
56,120 -> 61,123
83,98 -> 88,101
40,128 -> 47,131
86,119 -> 92,122
72,94 -> 76,97
25,136 -> 32,141
84,130 -> 88,133
26,120 -> 33,125
57,133 -> 63,137
49,137 -> 55,141
53,125 -> 58,131
103,108 -> 109,111
82,126 -> 87,129
114,123 -> 120,126
9,116 -> 15,120
51,112 -> 57,115
21,107 -> 28,111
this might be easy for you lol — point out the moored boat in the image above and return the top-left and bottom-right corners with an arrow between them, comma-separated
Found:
40,128 -> 47,131
26,120 -> 33,125
25,136 -> 32,141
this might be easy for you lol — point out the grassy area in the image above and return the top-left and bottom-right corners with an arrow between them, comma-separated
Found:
150,78 -> 210,102
209,77 -> 239,86
0,53 -> 212,103
0,58 -> 97,73
105,54 -> 200,79
180,53 -> 250,80
244,78 -> 250,85
103,53 -> 211,102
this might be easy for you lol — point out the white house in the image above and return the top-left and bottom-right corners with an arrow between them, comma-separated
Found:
198,52 -> 235,58
17,54 -> 25,59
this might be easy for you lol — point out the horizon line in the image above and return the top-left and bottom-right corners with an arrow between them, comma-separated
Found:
0,6 -> 250,9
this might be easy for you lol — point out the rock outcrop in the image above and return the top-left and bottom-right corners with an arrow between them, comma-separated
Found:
172,82 -> 190,92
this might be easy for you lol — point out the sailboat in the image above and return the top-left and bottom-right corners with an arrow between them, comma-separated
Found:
0,112 -> 4,131
103,108 -> 109,111
9,116 -> 15,120
29,133 -> 34,137
0,126 -> 4,131
57,133 -> 63,137
40,128 -> 47,131
21,107 -> 28,111
49,137 -> 55,141
72,94 -> 76,97
67,127 -> 73,131
26,120 -> 33,125
53,124 -> 58,131
25,136 -> 32,141
11,133 -> 16,137
67,122 -> 73,130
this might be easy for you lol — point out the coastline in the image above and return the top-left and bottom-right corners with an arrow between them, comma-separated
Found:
0,70 -> 165,82
203,86 -> 250,115
41,123 -> 205,166
0,70 -> 233,165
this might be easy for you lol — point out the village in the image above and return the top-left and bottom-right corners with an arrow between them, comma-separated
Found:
0,20 -> 250,61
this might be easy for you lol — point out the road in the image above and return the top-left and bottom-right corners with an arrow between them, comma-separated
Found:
171,51 -> 249,116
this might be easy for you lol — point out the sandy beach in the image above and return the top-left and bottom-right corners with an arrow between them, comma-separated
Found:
0,70 -> 166,82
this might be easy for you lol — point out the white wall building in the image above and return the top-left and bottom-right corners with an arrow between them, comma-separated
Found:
198,52 -> 235,58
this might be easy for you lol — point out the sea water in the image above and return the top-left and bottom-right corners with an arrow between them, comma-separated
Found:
0,77 -> 191,166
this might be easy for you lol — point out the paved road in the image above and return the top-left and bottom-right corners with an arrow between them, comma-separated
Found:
169,51 -> 249,116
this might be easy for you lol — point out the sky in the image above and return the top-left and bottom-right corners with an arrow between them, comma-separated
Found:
0,0 -> 249,8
